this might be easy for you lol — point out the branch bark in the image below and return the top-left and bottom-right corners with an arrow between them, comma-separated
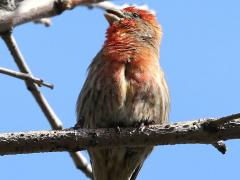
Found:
0,114 -> 240,156
0,0 -> 107,34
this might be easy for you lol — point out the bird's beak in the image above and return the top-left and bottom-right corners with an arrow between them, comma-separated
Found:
104,8 -> 125,24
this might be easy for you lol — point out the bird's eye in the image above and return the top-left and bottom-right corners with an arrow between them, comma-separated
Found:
132,12 -> 140,18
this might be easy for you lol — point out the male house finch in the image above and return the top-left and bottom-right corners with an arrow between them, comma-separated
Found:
76,6 -> 170,180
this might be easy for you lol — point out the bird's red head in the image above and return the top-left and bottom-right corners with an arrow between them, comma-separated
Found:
103,6 -> 162,63
122,6 -> 158,26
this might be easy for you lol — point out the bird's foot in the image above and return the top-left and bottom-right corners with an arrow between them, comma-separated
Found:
115,126 -> 121,134
134,118 -> 155,132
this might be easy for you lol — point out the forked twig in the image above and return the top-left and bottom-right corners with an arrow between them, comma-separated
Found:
1,30 -> 93,179
1,30 -> 62,129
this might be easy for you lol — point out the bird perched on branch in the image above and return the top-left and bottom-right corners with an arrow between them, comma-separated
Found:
76,6 -> 170,180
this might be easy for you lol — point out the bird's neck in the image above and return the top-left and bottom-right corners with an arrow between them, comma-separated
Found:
102,33 -> 159,64
101,35 -> 161,84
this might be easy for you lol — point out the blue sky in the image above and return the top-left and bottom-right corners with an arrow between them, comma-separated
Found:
0,0 -> 240,179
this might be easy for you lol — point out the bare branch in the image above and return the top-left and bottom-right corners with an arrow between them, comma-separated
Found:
0,67 -> 54,89
1,30 -> 93,178
1,30 -> 62,129
0,31 -> 92,176
69,152 -> 93,178
0,114 -> 239,156
0,0 -> 107,33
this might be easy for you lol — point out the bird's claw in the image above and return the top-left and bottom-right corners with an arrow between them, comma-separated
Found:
134,117 -> 155,132
115,126 -> 121,134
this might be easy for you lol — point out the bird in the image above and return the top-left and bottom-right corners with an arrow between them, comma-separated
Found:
76,6 -> 170,180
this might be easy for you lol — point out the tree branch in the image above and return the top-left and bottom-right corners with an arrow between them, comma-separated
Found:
0,113 -> 239,156
0,67 -> 54,89
1,30 -> 93,179
0,0 -> 107,34
1,30 -> 62,129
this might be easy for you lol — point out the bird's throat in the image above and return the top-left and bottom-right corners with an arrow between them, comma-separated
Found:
102,30 -> 160,84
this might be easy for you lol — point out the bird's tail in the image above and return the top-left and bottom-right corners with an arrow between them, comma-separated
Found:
89,147 -> 153,180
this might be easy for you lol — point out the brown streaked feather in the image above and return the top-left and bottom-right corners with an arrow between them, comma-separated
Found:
76,6 -> 170,180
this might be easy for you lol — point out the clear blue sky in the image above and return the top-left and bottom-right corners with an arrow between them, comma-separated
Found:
1,0 -> 240,179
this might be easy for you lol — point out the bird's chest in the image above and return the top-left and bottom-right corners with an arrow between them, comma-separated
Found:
95,62 -> 161,127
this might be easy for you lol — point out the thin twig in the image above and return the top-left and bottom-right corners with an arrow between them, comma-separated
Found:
212,141 -> 227,154
1,30 -> 62,129
0,67 -> 54,89
69,152 -> 92,178
0,115 -> 240,155
1,30 -> 93,179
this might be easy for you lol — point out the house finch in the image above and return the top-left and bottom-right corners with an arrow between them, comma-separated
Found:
76,6 -> 170,180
